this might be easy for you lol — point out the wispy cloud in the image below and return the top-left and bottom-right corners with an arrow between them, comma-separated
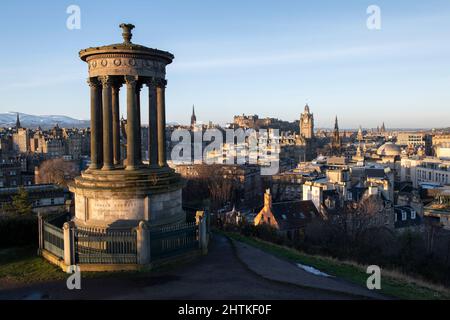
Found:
0,73 -> 82,91
173,42 -> 428,71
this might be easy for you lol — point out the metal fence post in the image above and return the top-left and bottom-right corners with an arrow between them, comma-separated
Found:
136,221 -> 150,265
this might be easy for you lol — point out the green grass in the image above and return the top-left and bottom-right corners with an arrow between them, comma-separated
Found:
0,246 -> 66,285
222,231 -> 450,300
0,246 -> 193,287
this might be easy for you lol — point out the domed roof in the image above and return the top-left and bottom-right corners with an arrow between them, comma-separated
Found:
377,142 -> 401,156
79,23 -> 174,64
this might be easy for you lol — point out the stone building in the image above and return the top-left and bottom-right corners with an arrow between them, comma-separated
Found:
254,189 -> 320,240
401,157 -> 450,188
424,190 -> 450,230
0,184 -> 69,215
397,132 -> 432,155
12,128 -> 30,153
233,114 -> 259,129
174,163 -> 262,208
0,159 -> 34,187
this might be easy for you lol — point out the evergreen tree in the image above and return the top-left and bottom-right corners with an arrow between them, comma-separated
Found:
7,187 -> 32,215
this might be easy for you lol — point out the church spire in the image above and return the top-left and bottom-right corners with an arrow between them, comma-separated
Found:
357,125 -> 363,142
190,104 -> 197,127
331,116 -> 341,155
15,112 -> 21,130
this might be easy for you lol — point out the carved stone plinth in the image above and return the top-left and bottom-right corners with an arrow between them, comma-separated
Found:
69,167 -> 185,229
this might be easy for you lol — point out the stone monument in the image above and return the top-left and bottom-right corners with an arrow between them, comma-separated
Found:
70,23 -> 185,230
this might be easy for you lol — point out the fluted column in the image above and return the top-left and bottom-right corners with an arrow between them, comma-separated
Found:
112,80 -> 121,165
156,79 -> 167,167
135,82 -> 143,163
87,77 -> 102,170
125,76 -> 139,170
100,76 -> 114,170
147,79 -> 158,167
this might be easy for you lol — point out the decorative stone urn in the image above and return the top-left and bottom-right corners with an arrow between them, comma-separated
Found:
69,23 -> 185,229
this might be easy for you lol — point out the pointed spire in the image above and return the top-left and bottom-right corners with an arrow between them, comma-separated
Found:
190,104 -> 197,127
15,112 -> 21,129
357,125 -> 363,142
334,116 -> 339,130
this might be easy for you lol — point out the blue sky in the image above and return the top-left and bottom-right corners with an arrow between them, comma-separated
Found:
0,0 -> 449,128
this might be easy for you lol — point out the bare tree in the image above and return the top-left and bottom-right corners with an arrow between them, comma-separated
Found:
36,158 -> 80,187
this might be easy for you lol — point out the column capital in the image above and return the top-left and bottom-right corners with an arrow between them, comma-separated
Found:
111,77 -> 123,91
99,75 -> 114,88
87,77 -> 101,88
157,78 -> 167,88
145,78 -> 158,88
124,75 -> 138,86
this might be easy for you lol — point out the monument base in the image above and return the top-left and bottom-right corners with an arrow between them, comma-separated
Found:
69,166 -> 186,229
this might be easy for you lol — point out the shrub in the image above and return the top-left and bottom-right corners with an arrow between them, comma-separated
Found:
0,215 -> 38,248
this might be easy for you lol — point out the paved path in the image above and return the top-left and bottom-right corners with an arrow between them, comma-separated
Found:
232,239 -> 387,299
0,234 -> 381,300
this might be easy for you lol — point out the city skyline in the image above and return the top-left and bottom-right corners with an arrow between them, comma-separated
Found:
0,110 -> 445,131
2,3 -> 450,303
1,1 -> 450,128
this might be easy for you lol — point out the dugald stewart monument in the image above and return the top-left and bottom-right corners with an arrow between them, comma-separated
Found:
71,23 -> 185,229
37,24 -> 207,272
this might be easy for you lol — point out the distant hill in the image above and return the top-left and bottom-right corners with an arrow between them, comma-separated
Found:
0,112 -> 89,129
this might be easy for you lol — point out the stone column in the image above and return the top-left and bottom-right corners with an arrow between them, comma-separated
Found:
135,82 -> 143,163
63,222 -> 75,266
100,76 -> 114,170
147,79 -> 158,167
125,76 -> 139,170
88,77 -> 102,170
156,80 -> 167,167
136,221 -> 150,265
112,80 -> 121,166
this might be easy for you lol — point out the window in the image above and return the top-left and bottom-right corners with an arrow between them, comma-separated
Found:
50,198 -> 55,205
402,211 -> 407,221
411,210 -> 416,219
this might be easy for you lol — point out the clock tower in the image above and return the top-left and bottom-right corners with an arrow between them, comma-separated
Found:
300,104 -> 314,139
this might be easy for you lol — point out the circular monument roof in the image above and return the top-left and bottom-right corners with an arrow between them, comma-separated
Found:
79,23 -> 174,64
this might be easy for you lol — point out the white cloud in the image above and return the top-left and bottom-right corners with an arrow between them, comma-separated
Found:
173,42 -> 420,71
